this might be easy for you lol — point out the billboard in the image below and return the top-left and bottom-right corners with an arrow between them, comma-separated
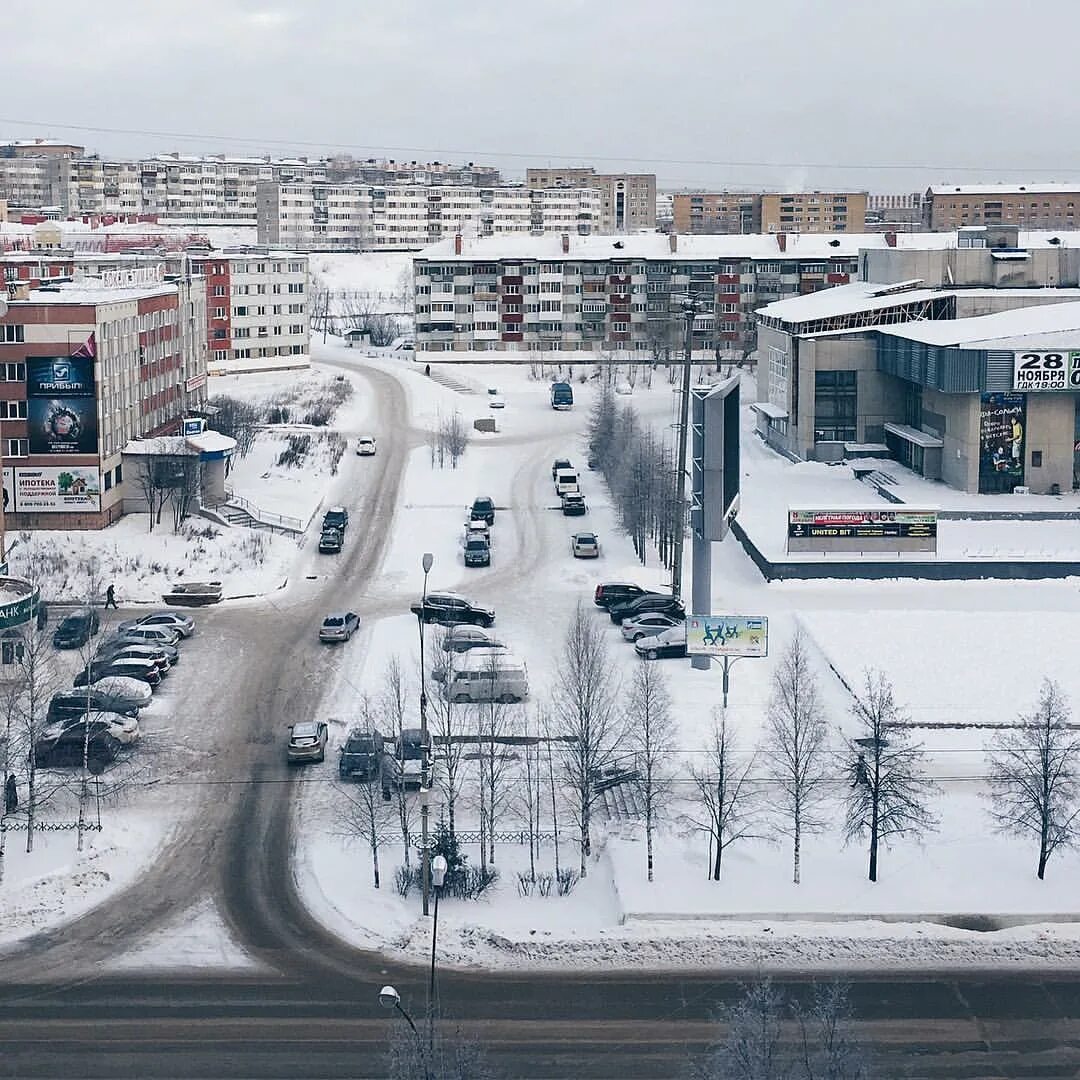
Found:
1,467 -> 11,514
687,615 -> 768,658
691,375 -> 740,541
14,467 -> 101,512
26,355 -> 98,456
787,508 -> 938,540
979,392 -> 1025,494
1013,351 -> 1080,392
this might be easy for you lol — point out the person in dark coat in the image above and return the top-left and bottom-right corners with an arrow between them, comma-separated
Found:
105,584 -> 118,609
424,363 -> 431,377
5,773 -> 17,815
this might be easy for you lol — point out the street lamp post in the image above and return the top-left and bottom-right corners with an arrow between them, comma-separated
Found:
428,852 -> 448,1029
379,985 -> 429,1080
417,552 -> 434,918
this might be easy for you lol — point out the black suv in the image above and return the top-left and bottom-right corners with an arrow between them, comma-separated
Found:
53,608 -> 100,649
322,506 -> 349,532
339,730 -> 385,781
464,535 -> 491,568
48,690 -> 139,723
470,496 -> 495,525
608,592 -> 685,626
594,582 -> 647,610
35,722 -> 122,774
410,592 -> 495,627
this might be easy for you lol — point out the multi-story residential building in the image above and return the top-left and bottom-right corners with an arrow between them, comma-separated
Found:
866,192 -> 922,223
326,157 -> 502,187
925,183 -> 1080,231
673,192 -> 761,234
753,225 -> 1080,493
411,231 -> 873,357
0,269 -> 208,528
190,249 -> 309,367
759,191 -> 867,234
256,182 -> 601,251
526,168 -> 657,232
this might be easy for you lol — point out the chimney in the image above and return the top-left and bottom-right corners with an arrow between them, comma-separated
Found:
561,232 -> 570,254
454,233 -> 462,255
669,231 -> 678,253
776,232 -> 787,253
884,230 -> 897,248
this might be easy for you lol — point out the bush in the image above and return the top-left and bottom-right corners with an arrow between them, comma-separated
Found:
446,865 -> 498,901
556,868 -> 580,896
395,865 -> 414,898
266,405 -> 291,425
276,434 -> 311,468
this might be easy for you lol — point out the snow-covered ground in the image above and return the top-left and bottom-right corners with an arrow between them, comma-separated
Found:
308,251 -> 413,312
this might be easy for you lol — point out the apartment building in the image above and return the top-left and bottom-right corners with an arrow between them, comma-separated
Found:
672,192 -> 761,234
190,249 -> 309,366
326,157 -> 501,187
760,192 -> 867,233
257,181 -> 601,251
0,270 -> 208,528
411,231 -> 871,357
925,184 -> 1080,231
526,168 -> 657,232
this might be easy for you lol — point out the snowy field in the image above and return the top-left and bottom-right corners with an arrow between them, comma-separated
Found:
308,251 -> 413,313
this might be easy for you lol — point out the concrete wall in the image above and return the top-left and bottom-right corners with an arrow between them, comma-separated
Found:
862,246 -> 1080,289
923,389 -> 979,491
1024,393 -> 1075,494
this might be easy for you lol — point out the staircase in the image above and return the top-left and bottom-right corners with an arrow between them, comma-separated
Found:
600,779 -> 644,821
221,503 -> 258,528
427,369 -> 478,395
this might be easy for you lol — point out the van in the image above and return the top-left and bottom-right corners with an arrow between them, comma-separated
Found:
554,469 -> 579,496
448,652 -> 529,704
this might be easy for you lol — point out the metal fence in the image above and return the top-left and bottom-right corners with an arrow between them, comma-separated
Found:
0,821 -> 102,833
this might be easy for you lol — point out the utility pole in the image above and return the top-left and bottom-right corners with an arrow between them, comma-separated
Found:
670,295 -> 699,600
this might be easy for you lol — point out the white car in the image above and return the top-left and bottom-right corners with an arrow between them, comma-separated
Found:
570,532 -> 600,558
113,624 -> 182,647
117,611 -> 195,638
355,436 -> 377,456
488,388 -> 505,409
42,711 -> 140,746
87,677 -> 153,709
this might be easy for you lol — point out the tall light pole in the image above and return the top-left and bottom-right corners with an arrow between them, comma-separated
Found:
378,986 -> 429,1080
670,295 -> 700,600
428,853 -> 448,1054
417,551 -> 434,917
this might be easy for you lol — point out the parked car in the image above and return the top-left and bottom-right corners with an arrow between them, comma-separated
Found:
355,435 -> 377,456
441,625 -> 503,654
487,389 -> 505,409
84,677 -> 153,711
384,727 -> 429,789
410,592 -> 494,627
48,689 -> 141,725
107,624 -> 181,648
608,593 -> 685,626
318,528 -> 343,554
117,611 -> 195,638
52,608 -> 100,649
551,458 -> 573,481
338,730 -> 385,781
635,624 -> 688,660
464,535 -> 491,568
74,657 -> 162,688
621,611 -> 683,643
35,722 -> 122,775
447,651 -> 529,704
561,492 -> 587,516
465,518 -> 491,543
322,506 -> 349,532
41,712 -> 140,747
432,644 -> 508,683
593,582 -> 648,610
287,720 -> 328,764
96,644 -> 171,676
319,611 -> 360,643
98,636 -> 179,669
470,496 -> 496,525
570,532 -> 599,558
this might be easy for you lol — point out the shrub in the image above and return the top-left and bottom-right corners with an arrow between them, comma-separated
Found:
556,868 -> 580,896
276,434 -> 311,468
537,873 -> 554,898
394,865 -> 414,898
266,405 -> 291,425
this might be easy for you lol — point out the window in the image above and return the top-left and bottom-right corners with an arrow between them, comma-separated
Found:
814,370 -> 857,442
0,326 -> 25,344
1031,450 -> 1043,468
0,363 -> 25,382
115,463 -> 122,484
0,400 -> 26,420
5,439 -> 28,457
104,471 -> 112,492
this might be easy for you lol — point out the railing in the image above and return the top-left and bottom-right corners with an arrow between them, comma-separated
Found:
224,487 -> 303,532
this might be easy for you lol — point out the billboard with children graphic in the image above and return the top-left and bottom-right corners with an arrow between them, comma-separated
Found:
979,392 -> 1026,494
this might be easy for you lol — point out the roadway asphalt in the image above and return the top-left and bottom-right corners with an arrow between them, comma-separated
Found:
1,356 -> 1079,1079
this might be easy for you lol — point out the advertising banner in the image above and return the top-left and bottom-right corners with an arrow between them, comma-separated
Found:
26,354 -> 98,455
1013,350 -> 1080,392
787,508 -> 938,540
14,467 -> 101,512
686,615 -> 768,658
979,392 -> 1025,494
1,467 -> 11,514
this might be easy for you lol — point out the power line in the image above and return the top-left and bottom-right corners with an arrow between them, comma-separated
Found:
1,115 -> 1077,177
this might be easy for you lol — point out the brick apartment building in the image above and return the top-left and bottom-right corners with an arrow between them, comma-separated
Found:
672,191 -> 867,234
925,184 -> 1080,231
0,270 -> 208,528
526,168 -> 657,232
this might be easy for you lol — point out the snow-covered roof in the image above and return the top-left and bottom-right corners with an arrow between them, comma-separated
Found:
185,430 -> 235,454
122,436 -> 197,456
12,282 -> 178,305
879,301 -> 1080,348
416,229 -> 1080,263
756,281 -> 944,323
928,183 -> 1080,196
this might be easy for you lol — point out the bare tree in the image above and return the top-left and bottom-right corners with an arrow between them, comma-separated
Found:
553,603 -> 623,878
686,711 -> 762,881
843,670 -> 938,883
517,708 -> 541,883
134,458 -> 170,532
380,656 -> 415,867
171,457 -> 201,532
764,631 -> 830,885
475,661 -> 519,868
441,412 -> 469,469
987,679 -> 1080,880
539,703 -> 562,879
428,631 -> 467,838
626,659 -> 675,882
208,395 -> 259,458
336,696 -> 396,888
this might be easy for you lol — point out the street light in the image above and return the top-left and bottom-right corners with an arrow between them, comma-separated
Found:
378,985 -> 428,1080
428,853 -> 448,1026
417,552 -> 434,917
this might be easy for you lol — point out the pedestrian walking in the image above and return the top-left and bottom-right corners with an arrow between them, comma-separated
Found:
5,773 -> 18,815
105,584 -> 118,610
424,363 -> 431,377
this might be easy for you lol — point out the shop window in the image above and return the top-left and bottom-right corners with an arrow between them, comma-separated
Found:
813,370 -> 857,442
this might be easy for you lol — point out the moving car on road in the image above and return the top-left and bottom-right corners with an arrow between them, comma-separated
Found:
52,608 -> 100,649
286,720 -> 328,764
117,611 -> 195,638
464,535 -> 491,568
319,612 -> 360,643
570,532 -> 599,558
561,492 -> 587,516
554,469 -> 579,496
621,611 -> 683,643
355,436 -> 377,456
338,730 -> 385,781
318,527 -> 343,554
322,506 -> 349,532
634,624 -> 688,660
470,496 -> 496,525
410,592 -> 494,627
551,458 -> 572,481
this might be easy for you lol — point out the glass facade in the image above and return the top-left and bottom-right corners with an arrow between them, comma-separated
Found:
814,370 -> 857,442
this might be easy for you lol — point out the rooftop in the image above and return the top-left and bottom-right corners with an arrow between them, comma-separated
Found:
11,281 -> 179,305
928,182 -> 1080,196
756,281 -> 943,323
879,301 -> 1080,348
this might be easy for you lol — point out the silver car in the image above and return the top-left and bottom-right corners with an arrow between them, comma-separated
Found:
287,720 -> 328,764
117,611 -> 195,638
621,612 -> 683,643
319,611 -> 360,643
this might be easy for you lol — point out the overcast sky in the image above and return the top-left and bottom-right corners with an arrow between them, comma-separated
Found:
5,0 -> 1079,192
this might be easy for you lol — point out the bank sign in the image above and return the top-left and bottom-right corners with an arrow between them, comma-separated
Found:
1013,351 -> 1080,392
787,508 -> 938,540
